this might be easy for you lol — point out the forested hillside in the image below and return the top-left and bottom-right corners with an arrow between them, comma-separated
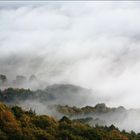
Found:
0,84 -> 93,106
0,102 -> 139,140
0,87 -> 140,133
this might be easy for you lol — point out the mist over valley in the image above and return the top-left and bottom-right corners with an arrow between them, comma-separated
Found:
0,1 -> 140,139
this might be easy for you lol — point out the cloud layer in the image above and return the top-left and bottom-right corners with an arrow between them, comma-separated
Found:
1,2 -> 140,108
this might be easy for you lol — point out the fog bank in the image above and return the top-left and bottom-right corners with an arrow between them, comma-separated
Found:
1,2 -> 140,108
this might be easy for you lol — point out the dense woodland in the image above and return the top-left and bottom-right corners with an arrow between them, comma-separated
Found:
0,102 -> 139,140
0,84 -> 91,105
55,103 -> 126,116
0,88 -> 140,139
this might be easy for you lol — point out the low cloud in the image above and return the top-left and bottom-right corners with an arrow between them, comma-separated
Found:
0,2 -> 140,108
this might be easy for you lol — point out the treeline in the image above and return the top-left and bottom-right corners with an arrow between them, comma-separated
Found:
0,102 -> 139,140
0,88 -> 47,103
0,85 -> 90,105
55,104 -> 126,116
0,74 -> 37,86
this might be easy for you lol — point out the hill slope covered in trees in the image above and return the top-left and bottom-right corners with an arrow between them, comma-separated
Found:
0,102 -> 140,140
1,87 -> 140,132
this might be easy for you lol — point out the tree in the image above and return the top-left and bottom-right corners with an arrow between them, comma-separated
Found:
0,111 -> 22,140
0,75 -> 7,85
11,106 -> 24,118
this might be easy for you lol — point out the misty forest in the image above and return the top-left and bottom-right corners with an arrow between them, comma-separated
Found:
0,1 -> 140,140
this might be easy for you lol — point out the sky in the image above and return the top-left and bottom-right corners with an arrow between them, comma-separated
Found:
1,1 -> 140,108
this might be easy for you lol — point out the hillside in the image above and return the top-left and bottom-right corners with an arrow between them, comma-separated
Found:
54,104 -> 140,132
0,84 -> 94,106
0,102 -> 139,140
55,103 -> 126,116
0,87 -> 140,132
